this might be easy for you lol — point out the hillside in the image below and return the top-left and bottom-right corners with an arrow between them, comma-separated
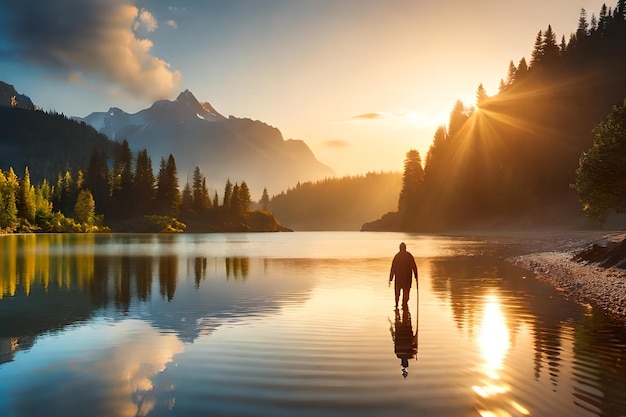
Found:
270,172 -> 401,230
0,106 -> 116,184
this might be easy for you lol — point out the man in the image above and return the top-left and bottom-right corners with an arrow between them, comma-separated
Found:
389,242 -> 418,308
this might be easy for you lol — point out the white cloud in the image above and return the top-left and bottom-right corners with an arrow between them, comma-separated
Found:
137,8 -> 158,32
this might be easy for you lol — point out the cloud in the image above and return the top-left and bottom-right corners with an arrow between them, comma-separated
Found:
0,0 -> 181,101
347,109 -> 446,129
352,112 -> 383,120
325,140 -> 349,148
136,8 -> 158,32
166,20 -> 178,29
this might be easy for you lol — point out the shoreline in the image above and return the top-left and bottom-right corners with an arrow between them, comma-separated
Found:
510,231 -> 626,324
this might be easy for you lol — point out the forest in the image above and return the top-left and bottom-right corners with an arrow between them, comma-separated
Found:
364,2 -> 626,232
0,134 -> 287,233
268,172 -> 401,230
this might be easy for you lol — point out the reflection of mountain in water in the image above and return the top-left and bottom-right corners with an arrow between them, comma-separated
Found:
0,235 -> 316,358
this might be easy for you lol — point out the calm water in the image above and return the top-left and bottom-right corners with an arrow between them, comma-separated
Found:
1,232 -> 625,417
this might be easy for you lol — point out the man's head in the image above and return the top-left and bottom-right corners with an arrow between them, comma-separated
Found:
399,242 -> 407,252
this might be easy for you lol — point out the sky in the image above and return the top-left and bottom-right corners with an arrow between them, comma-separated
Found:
0,0 -> 610,176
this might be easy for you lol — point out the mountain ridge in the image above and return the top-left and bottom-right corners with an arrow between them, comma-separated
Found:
76,89 -> 333,196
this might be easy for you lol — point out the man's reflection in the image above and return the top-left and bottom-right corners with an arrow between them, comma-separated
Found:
390,305 -> 418,378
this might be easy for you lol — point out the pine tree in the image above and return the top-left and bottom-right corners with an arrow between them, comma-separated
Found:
239,181 -> 251,213
223,178 -> 233,209
542,25 -> 560,66
260,187 -> 270,211
54,170 -> 75,216
18,167 -> 36,224
530,30 -> 544,67
85,149 -> 109,214
201,178 -> 211,208
192,166 -> 203,208
476,83 -> 488,107
110,140 -> 133,219
0,168 -> 19,229
134,148 -> 155,216
517,57 -> 528,79
448,101 -> 468,140
398,150 -> 424,214
192,166 -> 211,210
577,8 -> 589,39
34,179 -> 53,220
506,60 -> 517,86
213,191 -> 219,208
231,182 -> 241,215
74,189 -> 95,226
181,182 -> 193,213
155,154 -> 181,216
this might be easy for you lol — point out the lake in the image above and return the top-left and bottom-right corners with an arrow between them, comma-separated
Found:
1,232 -> 625,417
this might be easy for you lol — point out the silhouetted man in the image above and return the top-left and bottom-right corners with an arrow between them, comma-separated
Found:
389,242 -> 418,308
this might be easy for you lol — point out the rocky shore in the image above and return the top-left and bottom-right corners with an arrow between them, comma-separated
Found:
510,231 -> 626,323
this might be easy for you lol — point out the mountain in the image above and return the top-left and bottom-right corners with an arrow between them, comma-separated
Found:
0,81 -> 34,109
76,90 -> 334,196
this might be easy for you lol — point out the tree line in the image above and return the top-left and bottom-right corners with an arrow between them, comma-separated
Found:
269,172 -> 401,230
0,137 -> 281,233
364,2 -> 626,231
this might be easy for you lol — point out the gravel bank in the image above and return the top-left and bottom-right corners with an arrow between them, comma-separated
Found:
510,232 -> 626,323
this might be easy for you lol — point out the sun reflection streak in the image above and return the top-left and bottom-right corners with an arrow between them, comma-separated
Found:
478,295 -> 510,380
473,294 -> 530,416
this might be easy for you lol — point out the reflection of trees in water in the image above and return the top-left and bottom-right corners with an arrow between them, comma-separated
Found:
571,316 -> 626,416
429,255 -> 626,415
225,257 -> 249,279
159,256 -> 178,302
194,257 -> 207,288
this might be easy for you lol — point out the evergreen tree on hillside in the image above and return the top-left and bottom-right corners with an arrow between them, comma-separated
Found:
542,25 -> 560,67
201,178 -> 211,208
85,150 -> 109,214
223,178 -> 233,209
0,168 -> 18,230
155,154 -> 181,216
476,83 -> 488,106
239,181 -> 251,213
181,182 -> 193,213
530,30 -> 544,67
260,187 -> 270,211
447,101 -> 469,140
192,166 -> 211,210
398,150 -> 424,215
231,182 -> 241,215
134,149 -> 155,216
18,167 -> 36,224
110,140 -> 133,219
54,170 -> 76,216
517,57 -> 529,80
74,189 -> 95,226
